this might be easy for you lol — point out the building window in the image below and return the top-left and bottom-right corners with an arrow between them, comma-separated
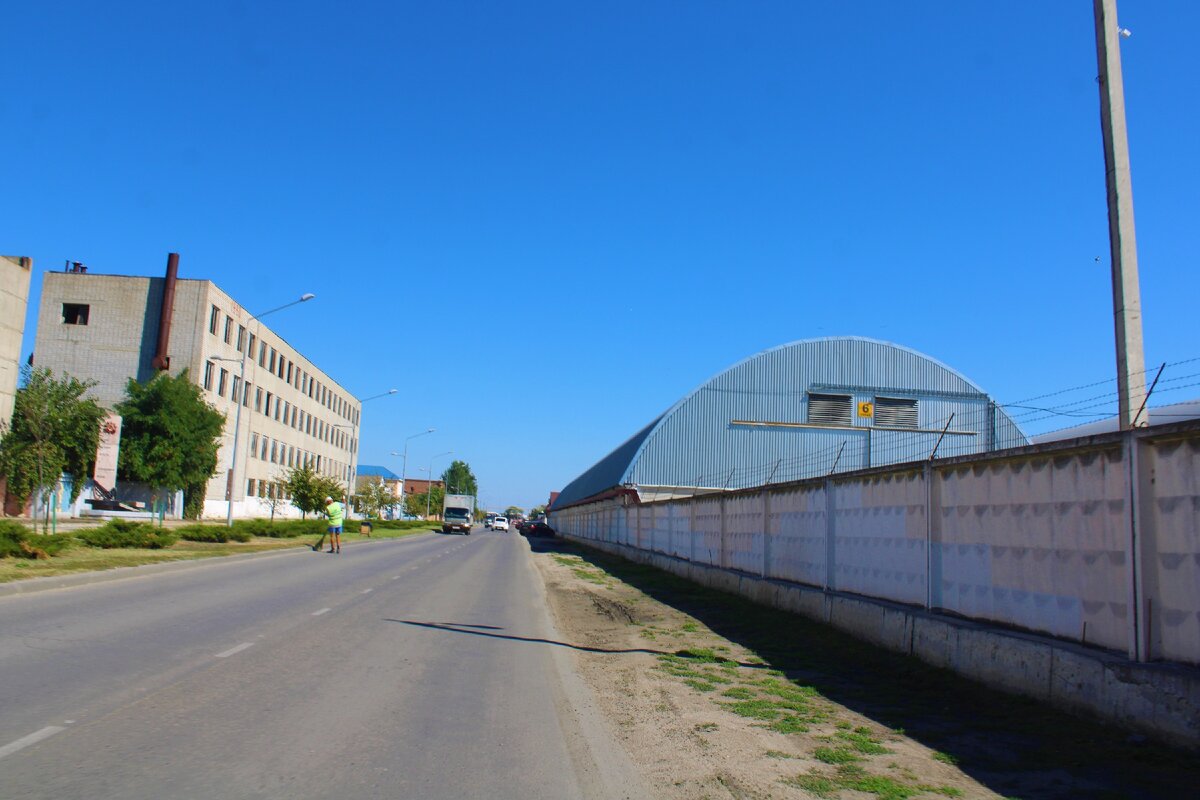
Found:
260,437 -> 268,460
274,399 -> 282,421
277,357 -> 285,379
259,341 -> 267,367
243,382 -> 252,407
255,387 -> 263,413
62,303 -> 90,325
286,362 -> 293,383
209,305 -> 220,334
218,368 -> 229,397
223,315 -> 233,344
250,433 -> 259,457
268,348 -> 276,373
231,375 -> 242,404
270,440 -> 278,463
874,396 -> 919,429
265,392 -> 273,417
807,393 -> 852,426
203,361 -> 214,390
237,325 -> 246,351
247,478 -> 256,496
247,332 -> 256,357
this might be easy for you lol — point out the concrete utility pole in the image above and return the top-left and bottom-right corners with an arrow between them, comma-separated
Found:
1094,0 -> 1147,429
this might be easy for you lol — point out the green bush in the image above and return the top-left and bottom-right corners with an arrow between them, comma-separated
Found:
230,518 -> 276,537
0,519 -> 73,559
231,518 -> 323,538
76,519 -> 179,549
177,524 -> 252,543
368,519 -> 436,531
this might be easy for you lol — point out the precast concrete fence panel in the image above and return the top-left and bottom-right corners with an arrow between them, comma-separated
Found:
552,422 -> 1200,669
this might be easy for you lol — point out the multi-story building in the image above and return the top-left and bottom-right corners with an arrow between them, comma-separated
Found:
1,256 -> 33,430
32,256 -> 361,519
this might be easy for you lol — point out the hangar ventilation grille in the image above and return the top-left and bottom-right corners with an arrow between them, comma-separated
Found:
807,393 -> 852,426
875,396 -> 919,428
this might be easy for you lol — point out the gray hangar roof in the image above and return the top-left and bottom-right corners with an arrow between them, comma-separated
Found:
554,336 -> 1027,510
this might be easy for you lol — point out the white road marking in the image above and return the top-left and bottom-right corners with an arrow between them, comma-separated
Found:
0,726 -> 66,760
312,608 -> 331,616
215,642 -> 254,658
391,576 -> 400,580
361,588 -> 373,594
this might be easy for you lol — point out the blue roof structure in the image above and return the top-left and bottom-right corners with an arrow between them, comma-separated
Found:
356,464 -> 400,480
555,337 -> 1027,510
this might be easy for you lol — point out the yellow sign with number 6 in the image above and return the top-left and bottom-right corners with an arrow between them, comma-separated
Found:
858,402 -> 874,418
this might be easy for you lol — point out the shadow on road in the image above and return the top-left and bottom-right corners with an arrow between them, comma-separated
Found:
385,619 -> 769,667
534,538 -> 1200,800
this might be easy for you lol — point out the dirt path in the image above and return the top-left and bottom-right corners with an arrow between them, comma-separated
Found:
528,538 -> 1197,800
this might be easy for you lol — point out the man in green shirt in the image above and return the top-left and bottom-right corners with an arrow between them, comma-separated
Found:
323,496 -> 344,554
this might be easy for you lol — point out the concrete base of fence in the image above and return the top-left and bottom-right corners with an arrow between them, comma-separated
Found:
565,535 -> 1200,749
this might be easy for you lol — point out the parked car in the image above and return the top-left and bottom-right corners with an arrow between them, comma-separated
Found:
521,516 -> 554,537
492,516 -> 509,532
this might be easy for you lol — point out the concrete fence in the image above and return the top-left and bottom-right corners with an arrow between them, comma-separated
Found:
551,421 -> 1200,745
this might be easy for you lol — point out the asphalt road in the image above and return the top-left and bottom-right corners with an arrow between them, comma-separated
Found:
0,529 -> 642,799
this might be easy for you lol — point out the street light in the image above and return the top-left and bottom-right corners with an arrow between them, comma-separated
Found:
225,293 -> 315,527
339,388 -> 398,520
390,427 -> 435,515
423,450 -> 453,519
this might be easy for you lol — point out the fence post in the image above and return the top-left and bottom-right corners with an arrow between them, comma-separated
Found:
924,462 -> 935,611
762,485 -> 771,578
636,503 -> 643,550
690,494 -> 697,563
824,477 -> 836,591
719,493 -> 728,569
1125,431 -> 1153,662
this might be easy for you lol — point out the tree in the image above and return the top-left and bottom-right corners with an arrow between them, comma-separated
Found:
441,460 -> 478,496
284,462 -> 344,519
0,367 -> 105,531
529,504 -> 547,518
115,370 -> 226,520
504,505 -> 524,518
405,485 -> 444,519
258,472 -> 289,521
355,477 -> 393,519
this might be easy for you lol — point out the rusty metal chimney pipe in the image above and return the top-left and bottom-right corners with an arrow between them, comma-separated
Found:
152,252 -> 179,371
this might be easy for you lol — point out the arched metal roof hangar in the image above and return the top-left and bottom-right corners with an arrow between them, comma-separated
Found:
554,337 -> 1027,510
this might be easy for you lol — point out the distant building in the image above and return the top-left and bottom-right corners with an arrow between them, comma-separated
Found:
0,256 -> 33,430
402,477 -> 445,497
32,256 -> 361,519
355,465 -> 403,516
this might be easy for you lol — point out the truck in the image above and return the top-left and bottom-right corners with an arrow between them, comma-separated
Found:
442,494 -> 476,535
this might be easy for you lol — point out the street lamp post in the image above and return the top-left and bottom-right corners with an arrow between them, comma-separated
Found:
225,293 -> 315,527
340,388 -> 397,519
390,427 -> 435,516
1093,0 -> 1147,429
423,450 -> 453,519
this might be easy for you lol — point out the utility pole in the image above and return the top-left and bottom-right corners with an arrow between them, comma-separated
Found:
1094,0 -> 1147,429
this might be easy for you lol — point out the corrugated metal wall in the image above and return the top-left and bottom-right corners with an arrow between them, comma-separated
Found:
554,338 -> 1027,511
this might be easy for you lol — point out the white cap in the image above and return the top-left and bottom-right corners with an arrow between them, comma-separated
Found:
325,496 -> 333,502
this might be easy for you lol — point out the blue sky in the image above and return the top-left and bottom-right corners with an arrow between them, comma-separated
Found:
5,2 -> 1198,511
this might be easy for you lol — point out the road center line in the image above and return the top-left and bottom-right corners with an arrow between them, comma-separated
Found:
312,608 -> 331,616
361,588 -> 373,594
215,642 -> 255,658
0,726 -> 67,760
